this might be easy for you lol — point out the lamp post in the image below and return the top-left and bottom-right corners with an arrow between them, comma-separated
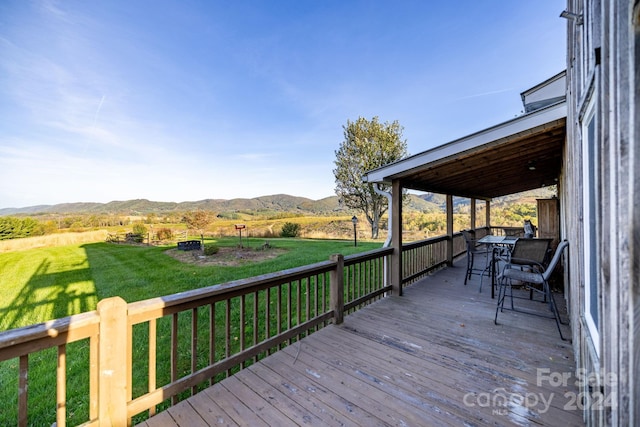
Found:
351,215 -> 358,247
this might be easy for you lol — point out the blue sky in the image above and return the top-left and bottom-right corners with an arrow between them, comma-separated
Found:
0,1 -> 566,208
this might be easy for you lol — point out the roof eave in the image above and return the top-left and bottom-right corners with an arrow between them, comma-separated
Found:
362,101 -> 567,187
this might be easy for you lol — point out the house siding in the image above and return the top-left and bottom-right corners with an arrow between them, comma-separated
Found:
563,0 -> 638,425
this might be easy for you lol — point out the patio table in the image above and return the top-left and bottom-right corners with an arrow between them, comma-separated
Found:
477,235 -> 518,298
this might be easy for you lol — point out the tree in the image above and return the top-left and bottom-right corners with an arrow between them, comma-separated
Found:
333,116 -> 409,239
0,216 -> 41,240
182,210 -> 213,239
280,222 -> 301,237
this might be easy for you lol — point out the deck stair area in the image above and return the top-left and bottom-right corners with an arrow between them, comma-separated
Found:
140,259 -> 583,427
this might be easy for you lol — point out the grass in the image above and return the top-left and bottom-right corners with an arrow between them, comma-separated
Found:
0,237 -> 378,330
0,236 -> 380,426
0,229 -> 109,253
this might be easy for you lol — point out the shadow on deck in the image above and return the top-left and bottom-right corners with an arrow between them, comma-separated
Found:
140,259 -> 583,426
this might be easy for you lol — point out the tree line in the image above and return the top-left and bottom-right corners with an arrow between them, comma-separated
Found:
0,202 -> 538,242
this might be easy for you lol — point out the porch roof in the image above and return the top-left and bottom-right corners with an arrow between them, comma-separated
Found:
363,101 -> 566,200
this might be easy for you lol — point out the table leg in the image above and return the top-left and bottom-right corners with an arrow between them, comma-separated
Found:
491,247 -> 497,299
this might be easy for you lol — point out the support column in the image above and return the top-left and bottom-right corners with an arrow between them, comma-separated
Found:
391,179 -> 403,296
470,198 -> 476,231
485,200 -> 491,233
446,195 -> 454,266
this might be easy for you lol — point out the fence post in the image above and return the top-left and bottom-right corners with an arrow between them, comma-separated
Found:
97,297 -> 128,426
330,254 -> 344,325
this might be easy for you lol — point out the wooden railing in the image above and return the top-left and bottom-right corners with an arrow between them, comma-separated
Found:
402,235 -> 449,285
401,232 -> 470,286
489,225 -> 525,237
0,236 -> 463,426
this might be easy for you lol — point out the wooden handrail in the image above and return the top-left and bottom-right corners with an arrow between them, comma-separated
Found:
127,260 -> 337,325
0,312 -> 99,361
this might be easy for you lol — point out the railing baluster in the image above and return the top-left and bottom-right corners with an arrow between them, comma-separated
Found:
240,295 -> 246,368
57,344 -> 66,427
19,354 -> 28,427
171,312 -> 178,405
330,254 -> 344,324
127,320 -> 133,426
304,276 -> 313,332
287,282 -> 293,345
353,263 -> 358,309
225,299 -> 231,376
265,288 -> 271,354
314,274 -> 319,331
367,259 -> 372,300
296,279 -> 302,333
253,291 -> 259,363
191,307 -> 198,395
209,302 -> 215,386
277,284 -> 283,349
321,272 -> 327,327
360,261 -> 365,306
364,260 -> 375,304
357,262 -> 361,307
351,263 -> 362,306
148,319 -> 157,416
89,335 -> 98,421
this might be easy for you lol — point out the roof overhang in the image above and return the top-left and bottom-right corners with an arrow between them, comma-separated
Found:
363,101 -> 566,200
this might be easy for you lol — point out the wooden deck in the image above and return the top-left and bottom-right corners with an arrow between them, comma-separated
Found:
139,259 -> 584,426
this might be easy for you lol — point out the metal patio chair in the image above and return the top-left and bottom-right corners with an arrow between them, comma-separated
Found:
500,238 -> 552,299
478,237 -> 550,295
494,240 -> 570,340
461,230 -> 491,286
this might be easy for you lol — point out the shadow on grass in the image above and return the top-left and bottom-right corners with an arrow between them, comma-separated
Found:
0,257 -> 97,331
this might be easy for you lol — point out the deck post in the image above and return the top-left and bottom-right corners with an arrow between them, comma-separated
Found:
470,199 -> 476,231
485,200 -> 491,231
330,254 -> 344,324
446,195 -> 454,266
391,179 -> 403,296
97,297 -> 128,426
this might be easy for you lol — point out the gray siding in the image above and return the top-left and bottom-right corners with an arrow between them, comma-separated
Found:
562,1 -> 639,425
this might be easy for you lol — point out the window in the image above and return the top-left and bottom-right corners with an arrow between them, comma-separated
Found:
581,96 -> 600,353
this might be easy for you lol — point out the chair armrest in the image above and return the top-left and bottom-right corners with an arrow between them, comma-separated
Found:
505,257 -> 546,273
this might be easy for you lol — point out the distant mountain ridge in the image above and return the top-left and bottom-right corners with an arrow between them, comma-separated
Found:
0,194 -> 338,216
0,189 -> 554,217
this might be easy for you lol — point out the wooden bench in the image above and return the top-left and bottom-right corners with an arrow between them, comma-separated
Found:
177,240 -> 201,251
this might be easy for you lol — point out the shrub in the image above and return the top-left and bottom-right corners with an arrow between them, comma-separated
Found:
132,223 -> 147,236
280,222 -> 301,238
203,244 -> 220,256
155,228 -> 173,241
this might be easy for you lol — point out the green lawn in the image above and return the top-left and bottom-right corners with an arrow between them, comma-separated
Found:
0,237 -> 378,331
0,237 -> 379,426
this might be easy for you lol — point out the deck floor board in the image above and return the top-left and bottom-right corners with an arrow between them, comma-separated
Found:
141,260 -> 584,426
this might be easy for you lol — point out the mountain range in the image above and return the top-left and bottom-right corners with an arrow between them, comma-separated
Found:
0,189 -> 555,217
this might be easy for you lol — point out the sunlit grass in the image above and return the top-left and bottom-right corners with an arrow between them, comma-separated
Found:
0,246 -> 97,330
0,230 -> 109,253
